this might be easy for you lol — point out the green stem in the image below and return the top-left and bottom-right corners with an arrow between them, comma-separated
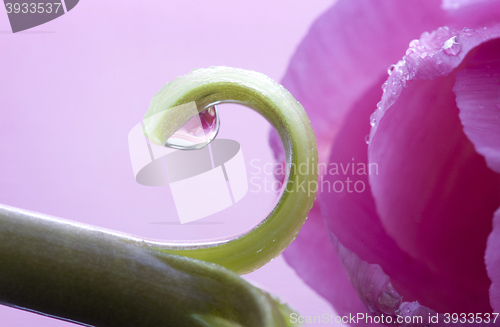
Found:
143,67 -> 318,275
0,67 -> 316,326
0,205 -> 288,327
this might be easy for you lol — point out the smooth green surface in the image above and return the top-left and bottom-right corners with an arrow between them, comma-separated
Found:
143,67 -> 318,275
0,205 -> 288,327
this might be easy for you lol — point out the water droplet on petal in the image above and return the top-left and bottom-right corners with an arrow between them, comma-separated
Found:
409,39 -> 419,47
443,36 -> 462,56
165,105 -> 220,150
365,135 -> 370,144
463,27 -> 475,36
387,65 -> 396,75
370,112 -> 377,127
381,81 -> 388,91
376,101 -> 383,110
421,52 -> 428,59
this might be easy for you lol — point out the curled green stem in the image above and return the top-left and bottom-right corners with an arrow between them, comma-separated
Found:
0,205 -> 289,327
143,66 -> 318,274
0,67 -> 316,326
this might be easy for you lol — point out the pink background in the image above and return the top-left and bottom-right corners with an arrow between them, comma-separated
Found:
0,1 -> 340,326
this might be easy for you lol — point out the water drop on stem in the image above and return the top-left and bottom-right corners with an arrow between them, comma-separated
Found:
165,105 -> 220,150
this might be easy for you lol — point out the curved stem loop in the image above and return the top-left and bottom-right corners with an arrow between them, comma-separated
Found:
142,67 -> 318,274
0,67 -> 317,326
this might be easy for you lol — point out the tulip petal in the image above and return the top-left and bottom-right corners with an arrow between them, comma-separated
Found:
333,235 -> 478,327
282,203 -> 372,320
443,0 -> 500,29
369,25 -> 500,140
454,39 -> 500,174
368,27 -> 500,313
279,0 -> 447,314
442,0 -> 497,10
321,77 -> 485,314
272,0 -> 447,166
486,207 -> 500,312
333,235 -> 402,317
370,73 -> 500,313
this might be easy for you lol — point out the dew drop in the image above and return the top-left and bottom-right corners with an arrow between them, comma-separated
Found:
409,39 -> 419,47
387,65 -> 396,75
365,135 -> 370,144
376,101 -> 383,110
443,36 -> 462,56
381,81 -> 388,91
421,52 -> 428,59
463,27 -> 475,36
165,105 -> 220,150
370,112 -> 377,127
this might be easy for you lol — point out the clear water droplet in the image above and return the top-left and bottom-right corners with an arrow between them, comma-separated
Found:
387,65 -> 396,75
443,36 -> 462,56
376,101 -> 383,110
365,135 -> 370,144
463,27 -> 475,36
409,39 -> 419,47
421,52 -> 428,59
370,112 -> 377,127
165,105 -> 219,150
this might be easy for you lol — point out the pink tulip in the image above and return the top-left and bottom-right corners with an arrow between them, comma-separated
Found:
270,0 -> 500,324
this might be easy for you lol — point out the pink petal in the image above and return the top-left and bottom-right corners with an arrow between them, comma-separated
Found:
321,78 -> 484,313
278,0 -> 500,318
442,0 -> 497,10
333,236 -> 483,326
333,236 -> 402,316
334,235 -> 494,326
486,207 -> 500,312
454,39 -> 500,174
280,0 -> 448,313
273,0 -> 447,166
443,0 -> 500,29
369,25 -> 500,137
368,27 -> 500,312
282,203 -> 373,320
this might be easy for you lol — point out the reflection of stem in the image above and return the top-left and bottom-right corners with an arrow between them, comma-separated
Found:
143,67 -> 318,275
0,205 -> 289,327
0,67 -> 316,326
